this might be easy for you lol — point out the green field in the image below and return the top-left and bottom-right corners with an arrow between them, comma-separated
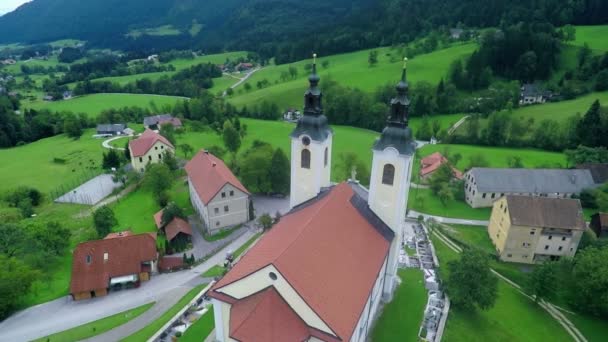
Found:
227,43 -> 476,110
35,302 -> 154,342
122,284 -> 207,342
0,128 -> 104,194
566,312 -> 608,342
127,25 -> 181,38
409,187 -> 492,220
25,93 -> 186,117
371,269 -> 427,342
571,25 -> 608,51
431,235 -> 572,342
180,307 -> 215,342
442,224 -> 495,253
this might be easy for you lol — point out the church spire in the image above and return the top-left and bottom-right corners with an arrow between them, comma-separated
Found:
372,58 -> 415,155
304,53 -> 322,116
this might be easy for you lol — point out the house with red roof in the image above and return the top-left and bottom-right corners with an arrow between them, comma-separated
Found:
154,209 -> 193,253
419,152 -> 463,181
70,231 -> 158,301
208,60 -> 415,341
128,129 -> 175,172
185,151 -> 250,234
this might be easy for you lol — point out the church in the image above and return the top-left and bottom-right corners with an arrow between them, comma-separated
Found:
207,56 -> 416,342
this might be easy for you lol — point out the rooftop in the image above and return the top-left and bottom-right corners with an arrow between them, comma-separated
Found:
128,129 -> 174,157
469,168 -> 596,194
505,195 -> 586,230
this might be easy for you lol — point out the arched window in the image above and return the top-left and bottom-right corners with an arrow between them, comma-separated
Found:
382,164 -> 395,185
324,147 -> 328,167
301,149 -> 311,169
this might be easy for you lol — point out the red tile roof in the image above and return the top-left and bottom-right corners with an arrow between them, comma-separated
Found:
420,152 -> 463,179
70,234 -> 157,294
209,183 -> 390,341
165,217 -> 192,241
230,287 -> 310,342
159,256 -> 185,272
185,150 -> 250,204
153,210 -> 163,229
128,129 -> 174,157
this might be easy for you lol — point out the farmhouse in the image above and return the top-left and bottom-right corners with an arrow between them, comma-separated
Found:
153,210 -> 193,244
128,129 -> 175,172
96,123 -> 127,136
464,168 -> 597,208
419,152 -> 463,181
185,151 -> 250,234
488,196 -> 585,264
70,232 -> 158,300
143,114 -> 183,130
519,83 -> 553,105
208,60 -> 415,342
590,213 -> 608,239
577,163 -> 608,184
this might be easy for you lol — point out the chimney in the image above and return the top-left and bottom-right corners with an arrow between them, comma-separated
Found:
204,150 -> 209,155
212,162 -> 217,167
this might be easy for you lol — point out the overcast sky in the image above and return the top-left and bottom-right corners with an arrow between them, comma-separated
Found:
0,0 -> 31,15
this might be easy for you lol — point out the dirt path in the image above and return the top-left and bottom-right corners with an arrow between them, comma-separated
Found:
430,227 -> 587,342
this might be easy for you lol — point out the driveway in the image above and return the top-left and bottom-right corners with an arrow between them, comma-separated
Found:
0,231 -> 256,342
252,194 -> 290,217
408,210 -> 489,226
179,215 -> 248,260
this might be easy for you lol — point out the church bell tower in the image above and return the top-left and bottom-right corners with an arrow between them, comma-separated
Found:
289,54 -> 333,209
368,59 -> 416,299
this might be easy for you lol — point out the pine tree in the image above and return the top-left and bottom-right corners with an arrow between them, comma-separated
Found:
576,100 -> 603,147
269,148 -> 290,195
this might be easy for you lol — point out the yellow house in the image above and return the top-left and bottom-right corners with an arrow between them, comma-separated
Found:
128,129 -> 175,172
488,195 -> 585,264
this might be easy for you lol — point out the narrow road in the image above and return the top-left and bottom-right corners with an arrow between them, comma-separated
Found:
430,228 -> 588,342
222,67 -> 263,97
408,210 -> 489,226
101,135 -> 129,150
0,231 -> 256,342
447,115 -> 470,136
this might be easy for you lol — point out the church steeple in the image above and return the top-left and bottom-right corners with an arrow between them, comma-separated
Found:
304,53 -> 322,116
373,58 -> 415,155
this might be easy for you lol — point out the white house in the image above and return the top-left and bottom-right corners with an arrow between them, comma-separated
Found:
128,129 -> 175,172
207,59 -> 415,342
185,151 -> 250,234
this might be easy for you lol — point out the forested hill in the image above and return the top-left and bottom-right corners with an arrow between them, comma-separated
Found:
1,0 -> 607,61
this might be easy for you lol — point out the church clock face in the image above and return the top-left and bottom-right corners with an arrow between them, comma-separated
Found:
302,136 -> 311,146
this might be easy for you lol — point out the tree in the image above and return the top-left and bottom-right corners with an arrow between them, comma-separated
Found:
447,249 -> 498,311
337,152 -> 370,186
93,206 -> 117,238
507,155 -> 524,168
516,51 -> 538,83
0,224 -> 26,257
429,163 -> 453,195
288,66 -> 298,79
179,144 -> 194,158
244,83 -> 252,91
437,182 -> 455,206
269,148 -> 289,195
368,50 -> 378,67
238,142 -> 274,193
595,70 -> 608,91
567,246 -> 608,317
162,150 -> 179,171
124,140 -> 131,160
525,261 -> 558,302
63,113 -> 82,139
576,100 -> 603,147
258,213 -> 273,230
322,60 -> 330,69
206,145 -> 227,159
562,25 -> 576,42
0,255 -> 39,319
417,116 -> 432,140
223,120 -> 241,156
467,153 -> 489,169
159,123 -> 176,145
102,149 -> 121,169
161,202 -> 184,226
144,164 -> 174,205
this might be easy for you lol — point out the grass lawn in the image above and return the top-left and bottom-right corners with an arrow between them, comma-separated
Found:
111,187 -> 160,234
371,269 -> 427,342
228,43 -> 476,110
204,225 -> 241,242
565,312 -> 608,342
0,128 -> 104,194
121,284 -> 207,342
409,187 -> 492,220
571,25 -> 608,51
442,224 -> 494,254
430,235 -> 571,342
127,25 -> 181,38
180,306 -> 215,342
202,265 -> 226,278
35,302 -> 154,342
25,93 -> 185,118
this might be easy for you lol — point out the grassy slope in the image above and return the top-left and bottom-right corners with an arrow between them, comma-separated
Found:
565,312 -> 608,342
35,302 -> 154,342
25,93 -> 185,118
371,269 -> 427,342
430,235 -> 571,342
0,128 -> 104,194
227,43 -> 476,110
180,307 -> 215,342
571,25 -> 608,51
508,91 -> 608,125
443,224 -> 494,253
121,284 -> 207,342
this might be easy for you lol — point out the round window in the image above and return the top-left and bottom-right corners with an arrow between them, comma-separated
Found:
302,136 -> 311,146
269,272 -> 277,281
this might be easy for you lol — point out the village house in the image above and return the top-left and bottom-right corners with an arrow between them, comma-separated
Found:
590,213 -> 608,239
577,163 -> 608,184
449,28 -> 464,39
69,231 -> 158,300
488,196 -> 585,264
419,152 -> 463,181
128,129 -> 175,172
235,62 -> 254,72
153,209 -> 193,249
143,114 -> 183,130
519,83 -> 553,105
464,168 -> 598,208
96,123 -> 127,136
208,59 -> 414,342
185,151 -> 251,234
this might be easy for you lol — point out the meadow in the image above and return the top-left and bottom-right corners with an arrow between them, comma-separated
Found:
227,43 -> 477,110
571,25 -> 608,51
25,93 -> 186,118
